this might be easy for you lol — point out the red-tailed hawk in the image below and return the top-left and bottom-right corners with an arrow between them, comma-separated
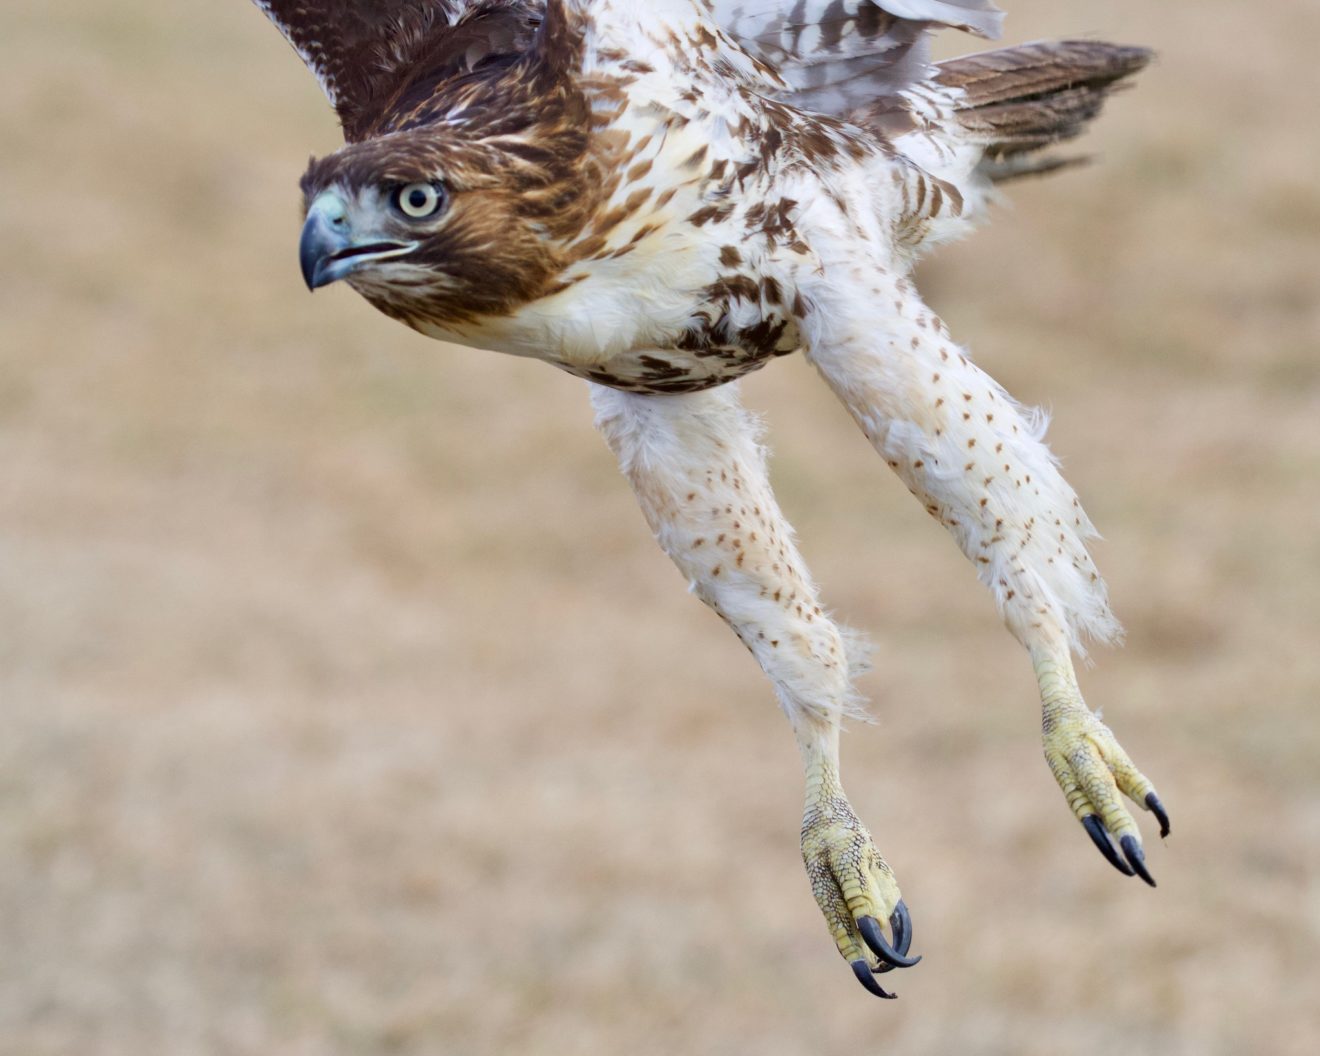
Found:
252,0 -> 1169,997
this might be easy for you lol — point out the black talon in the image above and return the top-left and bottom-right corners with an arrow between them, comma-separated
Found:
1120,834 -> 1157,887
1145,792 -> 1171,839
859,915 -> 922,969
890,899 -> 913,956
1082,813 -> 1134,877
873,902 -> 915,973
851,958 -> 897,999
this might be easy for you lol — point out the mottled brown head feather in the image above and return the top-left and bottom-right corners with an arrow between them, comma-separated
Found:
296,13 -> 602,328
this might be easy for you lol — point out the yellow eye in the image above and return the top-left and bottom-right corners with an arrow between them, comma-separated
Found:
392,182 -> 446,219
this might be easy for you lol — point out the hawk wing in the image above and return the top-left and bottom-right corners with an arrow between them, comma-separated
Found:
253,0 -> 540,140
713,0 -> 1003,117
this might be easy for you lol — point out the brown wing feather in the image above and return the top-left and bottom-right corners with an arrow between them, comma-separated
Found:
253,0 -> 539,140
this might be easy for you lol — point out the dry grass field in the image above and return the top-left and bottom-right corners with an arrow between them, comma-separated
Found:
2,2 -> 1318,1053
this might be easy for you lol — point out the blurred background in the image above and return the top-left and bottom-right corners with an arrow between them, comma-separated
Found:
2,2 -> 1318,1053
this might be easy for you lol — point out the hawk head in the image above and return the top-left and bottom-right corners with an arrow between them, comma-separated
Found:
298,95 -> 597,330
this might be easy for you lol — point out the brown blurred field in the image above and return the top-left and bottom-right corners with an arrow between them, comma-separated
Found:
2,2 -> 1318,1053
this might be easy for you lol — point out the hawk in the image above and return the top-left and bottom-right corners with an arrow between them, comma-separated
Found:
252,0 -> 1170,997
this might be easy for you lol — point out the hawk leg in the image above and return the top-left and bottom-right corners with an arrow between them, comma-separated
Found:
591,381 -> 919,997
802,264 -> 1170,882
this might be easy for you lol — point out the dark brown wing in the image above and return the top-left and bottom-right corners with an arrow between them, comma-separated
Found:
253,1 -> 540,140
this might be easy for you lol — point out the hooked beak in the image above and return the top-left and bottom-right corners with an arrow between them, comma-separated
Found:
299,193 -> 418,290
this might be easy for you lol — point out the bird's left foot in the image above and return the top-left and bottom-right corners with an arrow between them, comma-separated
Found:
1042,694 -> 1170,885
801,781 -> 921,998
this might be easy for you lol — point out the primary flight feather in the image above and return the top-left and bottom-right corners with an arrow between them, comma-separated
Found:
251,0 -> 1169,997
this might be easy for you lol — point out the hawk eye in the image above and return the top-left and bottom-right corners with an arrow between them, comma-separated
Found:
392,182 -> 446,220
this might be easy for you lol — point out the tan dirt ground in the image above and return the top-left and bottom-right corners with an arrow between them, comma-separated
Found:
2,2 -> 1318,1053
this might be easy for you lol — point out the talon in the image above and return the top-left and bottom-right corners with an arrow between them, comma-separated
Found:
890,899 -> 913,956
851,958 -> 897,999
859,915 -> 922,968
1081,813 -> 1134,877
1120,834 -> 1156,887
1146,791 -> 1171,838
871,903 -> 917,972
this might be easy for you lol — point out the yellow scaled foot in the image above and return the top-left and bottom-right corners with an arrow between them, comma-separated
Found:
801,761 -> 920,998
1040,674 -> 1171,886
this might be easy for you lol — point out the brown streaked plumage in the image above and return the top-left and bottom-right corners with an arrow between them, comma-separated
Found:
250,0 -> 1170,998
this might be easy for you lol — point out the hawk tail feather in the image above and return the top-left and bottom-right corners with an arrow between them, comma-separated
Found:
937,40 -> 1153,183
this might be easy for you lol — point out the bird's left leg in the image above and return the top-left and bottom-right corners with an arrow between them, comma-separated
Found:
591,381 -> 919,997
800,266 -> 1169,883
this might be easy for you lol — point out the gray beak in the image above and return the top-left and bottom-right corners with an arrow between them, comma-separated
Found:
299,193 -> 417,291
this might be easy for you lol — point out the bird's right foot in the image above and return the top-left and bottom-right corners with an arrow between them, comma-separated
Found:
801,772 -> 921,998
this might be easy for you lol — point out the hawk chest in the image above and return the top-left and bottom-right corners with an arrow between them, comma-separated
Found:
547,267 -> 801,395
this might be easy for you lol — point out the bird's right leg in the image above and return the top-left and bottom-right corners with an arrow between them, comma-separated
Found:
591,381 -> 920,998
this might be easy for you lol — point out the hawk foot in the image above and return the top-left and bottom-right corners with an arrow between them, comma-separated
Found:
802,775 -> 920,998
1043,697 -> 1170,886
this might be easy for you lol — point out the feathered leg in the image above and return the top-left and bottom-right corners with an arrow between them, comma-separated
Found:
591,381 -> 920,997
801,269 -> 1169,882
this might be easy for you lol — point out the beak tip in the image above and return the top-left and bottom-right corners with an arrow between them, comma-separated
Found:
299,204 -> 343,292
299,241 -> 328,292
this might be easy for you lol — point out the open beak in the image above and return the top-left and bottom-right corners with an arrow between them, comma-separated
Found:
299,193 -> 417,290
